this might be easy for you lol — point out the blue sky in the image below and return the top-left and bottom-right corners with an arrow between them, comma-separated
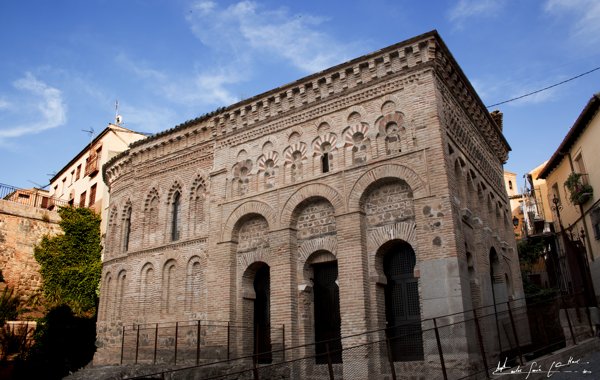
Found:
1,0 -> 599,191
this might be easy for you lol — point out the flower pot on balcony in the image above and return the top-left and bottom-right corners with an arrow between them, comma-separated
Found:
565,172 -> 594,206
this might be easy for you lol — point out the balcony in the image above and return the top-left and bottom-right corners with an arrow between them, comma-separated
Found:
0,183 -> 84,211
85,154 -> 99,177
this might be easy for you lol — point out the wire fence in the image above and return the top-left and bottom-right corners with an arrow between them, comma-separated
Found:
122,293 -> 596,379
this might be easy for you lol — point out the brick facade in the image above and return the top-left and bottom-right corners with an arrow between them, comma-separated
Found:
94,31 -> 524,374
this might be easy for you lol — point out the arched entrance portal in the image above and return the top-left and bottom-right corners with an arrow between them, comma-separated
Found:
253,264 -> 271,363
312,260 -> 342,364
382,240 -> 423,361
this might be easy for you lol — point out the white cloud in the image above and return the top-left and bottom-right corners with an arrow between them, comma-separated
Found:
0,73 -> 66,141
544,0 -> 600,44
187,1 -> 355,73
448,0 -> 505,26
119,103 -> 179,134
117,53 -> 241,108
0,98 -> 10,110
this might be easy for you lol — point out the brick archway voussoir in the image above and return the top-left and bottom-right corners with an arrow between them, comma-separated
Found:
348,164 -> 427,212
280,183 -> 345,227
221,200 -> 277,242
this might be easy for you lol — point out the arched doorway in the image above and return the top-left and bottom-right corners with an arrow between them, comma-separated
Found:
382,240 -> 423,361
253,264 -> 271,363
312,260 -> 342,364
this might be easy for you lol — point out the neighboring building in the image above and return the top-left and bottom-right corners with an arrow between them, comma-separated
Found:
48,123 -> 146,234
0,188 -> 61,316
538,93 -> 600,305
505,164 -> 552,241
95,31 -> 524,375
503,170 -> 523,239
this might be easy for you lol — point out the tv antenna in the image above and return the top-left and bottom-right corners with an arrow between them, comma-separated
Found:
28,180 -> 48,189
82,127 -> 94,151
82,127 -> 94,142
115,99 -> 123,125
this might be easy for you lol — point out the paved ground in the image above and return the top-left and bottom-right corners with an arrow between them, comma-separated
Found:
490,337 -> 600,380
546,349 -> 600,379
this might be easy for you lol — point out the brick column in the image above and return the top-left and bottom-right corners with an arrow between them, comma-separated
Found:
267,228 -> 298,361
336,211 -> 373,378
208,240 -> 238,356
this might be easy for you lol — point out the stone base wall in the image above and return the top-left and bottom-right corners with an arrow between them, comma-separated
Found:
0,200 -> 61,313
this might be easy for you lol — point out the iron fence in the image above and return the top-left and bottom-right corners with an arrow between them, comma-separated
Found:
123,293 -> 596,379
120,320 -> 285,367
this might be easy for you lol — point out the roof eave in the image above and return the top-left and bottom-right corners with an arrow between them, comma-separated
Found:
538,93 -> 600,179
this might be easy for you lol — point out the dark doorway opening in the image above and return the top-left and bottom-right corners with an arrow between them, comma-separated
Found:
253,264 -> 272,364
312,261 -> 342,364
383,241 -> 423,361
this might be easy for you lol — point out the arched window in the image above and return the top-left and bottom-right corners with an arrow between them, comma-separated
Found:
321,142 -> 331,173
171,191 -> 181,241
382,240 -> 423,362
254,264 -> 271,363
352,132 -> 367,163
385,122 -> 401,154
115,271 -> 126,320
291,151 -> 303,182
312,259 -> 342,363
122,205 -> 132,252
162,260 -> 177,315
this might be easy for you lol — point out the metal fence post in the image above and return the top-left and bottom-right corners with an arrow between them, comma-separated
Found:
174,322 -> 179,365
196,320 -> 202,366
433,318 -> 448,380
253,324 -> 260,380
120,325 -> 125,365
474,314 -> 490,379
506,302 -> 523,365
253,352 -> 260,380
254,324 -> 259,366
561,295 -> 577,345
135,324 -> 140,364
385,335 -> 397,380
282,324 -> 285,362
154,323 -> 159,364
326,342 -> 334,380
227,321 -> 231,361
585,305 -> 594,335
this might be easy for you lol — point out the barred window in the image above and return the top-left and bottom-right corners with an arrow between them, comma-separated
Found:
592,207 -> 600,240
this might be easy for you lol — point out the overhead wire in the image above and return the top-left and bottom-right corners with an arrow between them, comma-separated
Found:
485,66 -> 600,108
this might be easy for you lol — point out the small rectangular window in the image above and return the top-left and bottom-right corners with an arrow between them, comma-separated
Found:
79,191 -> 86,208
574,153 -> 588,184
592,207 -> 600,240
76,164 -> 81,180
89,184 -> 97,207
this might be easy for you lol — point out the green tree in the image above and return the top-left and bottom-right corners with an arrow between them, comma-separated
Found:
33,207 -> 102,316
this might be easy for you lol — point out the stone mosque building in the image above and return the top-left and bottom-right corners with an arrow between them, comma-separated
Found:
94,31 -> 524,375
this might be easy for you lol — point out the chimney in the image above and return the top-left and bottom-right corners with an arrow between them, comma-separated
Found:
490,110 -> 503,131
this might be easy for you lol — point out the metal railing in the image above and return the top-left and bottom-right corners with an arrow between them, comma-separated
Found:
123,292 -> 596,379
0,183 -> 81,210
120,320 -> 285,367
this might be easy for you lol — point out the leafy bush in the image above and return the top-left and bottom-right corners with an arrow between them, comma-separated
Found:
33,207 -> 102,316
0,287 -> 19,327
